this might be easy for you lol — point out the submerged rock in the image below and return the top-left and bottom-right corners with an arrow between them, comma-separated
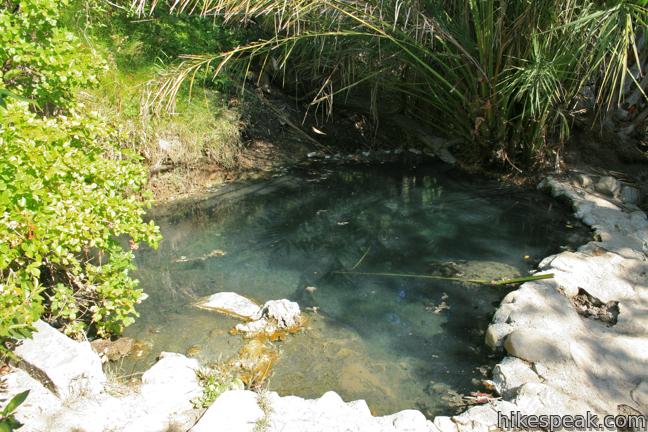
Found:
14,320 -> 105,399
196,292 -> 261,319
91,337 -> 136,363
231,339 -> 278,387
235,318 -> 277,337
430,260 -> 521,281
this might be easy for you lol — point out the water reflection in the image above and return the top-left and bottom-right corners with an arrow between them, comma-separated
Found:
124,162 -> 589,417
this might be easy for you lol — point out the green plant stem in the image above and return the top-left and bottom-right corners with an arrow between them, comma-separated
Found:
333,270 -> 554,286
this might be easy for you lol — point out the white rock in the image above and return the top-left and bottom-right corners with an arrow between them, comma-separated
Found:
385,410 -> 429,431
5,368 -> 63,432
258,299 -> 301,328
452,401 -> 518,432
433,416 -> 458,432
348,399 -> 372,417
197,292 -> 261,319
131,352 -> 203,431
265,390 -> 436,432
235,318 -> 277,336
191,390 -> 264,432
513,382 -> 596,416
14,320 -> 105,399
140,352 -> 202,410
503,329 -> 570,363
46,394 -> 129,432
595,176 -> 621,197
631,381 -> 648,410
492,357 -> 541,397
484,323 -> 513,350
576,174 -> 593,188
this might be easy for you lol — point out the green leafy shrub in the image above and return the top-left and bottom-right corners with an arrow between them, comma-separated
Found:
0,0 -> 104,111
0,0 -> 160,346
0,101 -> 160,339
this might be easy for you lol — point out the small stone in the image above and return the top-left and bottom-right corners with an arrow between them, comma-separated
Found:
595,176 -> 621,197
485,323 -> 513,350
305,286 -> 317,294
576,174 -> 593,188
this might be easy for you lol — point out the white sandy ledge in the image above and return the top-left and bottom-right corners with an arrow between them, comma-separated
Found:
6,175 -> 648,432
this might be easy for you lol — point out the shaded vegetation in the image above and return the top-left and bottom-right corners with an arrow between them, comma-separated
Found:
139,0 -> 647,169
71,1 -> 246,197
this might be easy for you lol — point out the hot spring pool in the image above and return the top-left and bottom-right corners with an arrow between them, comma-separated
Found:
123,162 -> 589,417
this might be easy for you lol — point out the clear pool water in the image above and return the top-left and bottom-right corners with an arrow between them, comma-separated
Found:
123,162 -> 589,417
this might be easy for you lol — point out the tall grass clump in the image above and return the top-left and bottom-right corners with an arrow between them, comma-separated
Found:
134,0 -> 647,169
68,1 -> 244,197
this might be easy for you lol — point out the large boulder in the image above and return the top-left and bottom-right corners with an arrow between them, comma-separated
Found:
196,292 -> 261,319
14,320 -> 105,399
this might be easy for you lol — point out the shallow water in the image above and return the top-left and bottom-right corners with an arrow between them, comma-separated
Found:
124,162 -> 589,417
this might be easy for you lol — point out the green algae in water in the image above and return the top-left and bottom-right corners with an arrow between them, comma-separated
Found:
123,162 -> 589,417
